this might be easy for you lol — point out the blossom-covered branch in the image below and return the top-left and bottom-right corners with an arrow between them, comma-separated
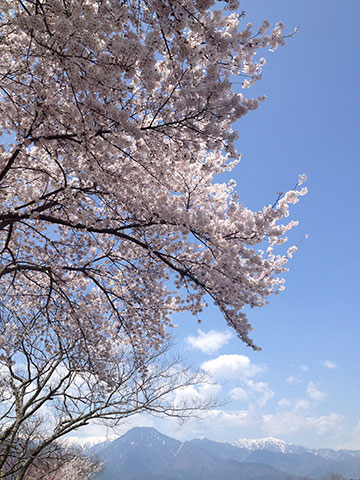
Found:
0,0 -> 305,352
0,0 -> 305,477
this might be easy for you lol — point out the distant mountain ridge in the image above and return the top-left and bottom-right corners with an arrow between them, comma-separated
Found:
91,427 -> 360,480
234,436 -> 308,454
234,436 -> 360,461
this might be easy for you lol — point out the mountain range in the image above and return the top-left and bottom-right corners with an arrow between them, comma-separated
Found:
90,427 -> 360,480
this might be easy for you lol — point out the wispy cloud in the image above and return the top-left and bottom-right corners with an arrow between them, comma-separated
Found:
187,329 -> 233,354
277,397 -> 312,412
306,381 -> 327,404
230,381 -> 274,408
278,398 -> 292,408
322,360 -> 338,369
171,383 -> 222,407
305,413 -> 345,436
294,399 -> 311,411
262,411 -> 344,437
262,411 -> 304,435
286,375 -> 302,384
354,420 -> 360,436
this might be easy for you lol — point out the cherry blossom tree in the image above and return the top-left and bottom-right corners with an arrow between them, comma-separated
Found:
22,445 -> 101,480
20,445 -> 101,480
0,0 -> 306,477
42,454 -> 101,480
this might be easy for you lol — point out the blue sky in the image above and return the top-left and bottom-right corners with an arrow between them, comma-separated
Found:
72,1 -> 360,450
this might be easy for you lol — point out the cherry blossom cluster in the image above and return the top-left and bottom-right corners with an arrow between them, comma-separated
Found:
0,0 -> 305,373
23,450 -> 101,480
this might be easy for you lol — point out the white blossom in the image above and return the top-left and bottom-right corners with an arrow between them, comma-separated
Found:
0,2 -> 305,474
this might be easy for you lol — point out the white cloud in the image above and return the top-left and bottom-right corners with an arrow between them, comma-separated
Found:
187,329 -> 233,354
262,411 -> 344,438
172,382 -> 222,407
354,420 -> 360,436
172,385 -> 202,405
294,399 -> 311,411
278,398 -> 292,408
230,387 -> 248,401
205,409 -> 255,427
306,381 -> 327,404
198,383 -> 223,398
247,381 -> 274,407
286,375 -> 304,384
262,411 -> 304,435
322,360 -> 338,369
305,413 -> 344,436
278,382 -> 326,414
201,354 -> 265,382
230,381 -> 273,408
331,420 -> 360,450
278,396 -> 316,413
300,364 -> 309,372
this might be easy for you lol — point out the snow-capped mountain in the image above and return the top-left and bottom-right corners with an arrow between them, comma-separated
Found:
234,437 -> 360,462
233,437 -> 309,454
